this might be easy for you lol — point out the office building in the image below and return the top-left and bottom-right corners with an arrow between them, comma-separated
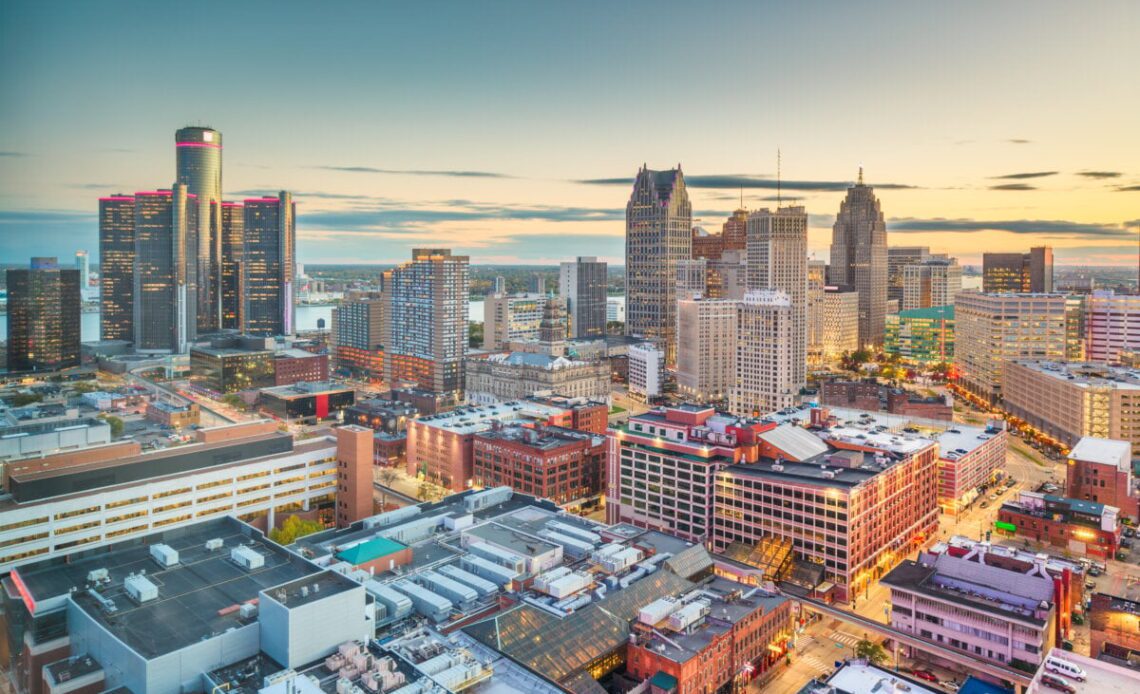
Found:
628,342 -> 664,402
817,287 -> 860,362
464,351 -> 610,405
888,246 -> 933,303
260,382 -> 355,423
625,165 -> 692,365
175,125 -> 224,333
692,208 -> 748,260
675,258 -> 707,296
606,298 -> 625,323
190,344 -> 275,394
1065,437 -> 1137,521
6,258 -> 81,373
936,423 -> 1009,514
820,379 -> 953,420
747,206 -> 808,391
493,275 -> 505,294
829,169 -> 889,347
885,305 -> 955,364
997,490 -> 1122,560
902,259 -> 962,311
219,201 -> 244,329
472,424 -> 606,507
706,249 -> 748,300
98,195 -> 136,342
807,260 -> 826,363
731,290 -> 795,417
133,185 -> 197,353
331,289 -> 386,380
73,250 -> 88,290
1085,290 -> 1140,365
884,547 -> 1058,671
385,249 -> 470,400
954,293 -> 1074,401
1003,361 -> 1140,454
983,247 -> 1053,293
483,293 -> 548,350
676,297 -> 738,403
559,256 -> 607,339
274,348 -> 329,385
242,192 -> 295,337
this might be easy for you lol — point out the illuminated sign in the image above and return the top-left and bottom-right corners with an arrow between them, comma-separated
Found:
994,521 -> 1017,533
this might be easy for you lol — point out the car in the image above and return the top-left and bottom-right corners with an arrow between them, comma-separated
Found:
1085,580 -> 1096,589
1126,528 -> 1136,538
910,670 -> 939,683
1088,566 -> 1102,577
980,501 -> 990,509
1040,674 -> 1075,693
1122,539 -> 1134,549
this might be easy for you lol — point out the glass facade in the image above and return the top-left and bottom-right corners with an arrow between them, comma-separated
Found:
885,305 -> 955,364
5,258 -> 80,372
98,196 -> 135,341
242,193 -> 295,336
133,186 -> 196,352
175,126 -> 223,332
220,202 -> 244,329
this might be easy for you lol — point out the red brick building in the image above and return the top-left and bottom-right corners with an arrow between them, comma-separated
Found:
822,379 -> 952,420
336,425 -> 374,527
691,209 -> 748,261
527,395 -> 609,435
274,348 -> 329,386
1089,591 -> 1140,662
997,491 -> 1122,560
1065,437 -> 1138,522
473,425 -> 606,507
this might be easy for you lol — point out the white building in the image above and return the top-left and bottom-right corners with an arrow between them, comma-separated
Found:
628,343 -> 664,402
746,206 -> 807,392
902,258 -> 962,311
483,293 -> 548,350
1085,290 -> 1140,365
731,290 -> 795,416
606,298 -> 625,323
676,297 -> 737,403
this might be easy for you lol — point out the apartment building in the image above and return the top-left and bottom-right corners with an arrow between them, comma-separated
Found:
936,424 -> 1009,514
472,425 -> 606,507
1065,437 -> 1137,521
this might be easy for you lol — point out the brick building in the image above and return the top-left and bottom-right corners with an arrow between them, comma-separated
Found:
1065,437 -> 1138,521
821,379 -> 953,420
473,425 -> 606,507
997,491 -> 1122,559
273,348 -> 329,386
936,423 -> 1008,514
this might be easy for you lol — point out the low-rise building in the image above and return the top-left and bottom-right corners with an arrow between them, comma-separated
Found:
260,382 -> 355,423
0,417 -> 111,462
997,491 -> 1122,559
885,305 -> 955,365
821,379 -> 953,421
1089,590 -> 1140,665
273,348 -> 329,386
145,401 -> 200,429
1065,437 -> 1137,521
937,423 -> 1009,514
1003,361 -> 1140,454
473,425 -> 606,507
464,351 -> 610,406
190,345 -> 275,394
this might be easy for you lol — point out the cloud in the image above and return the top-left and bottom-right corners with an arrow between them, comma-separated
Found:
0,209 -> 95,224
1115,185 -> 1140,192
1076,171 -> 1122,179
1007,139 -> 1032,144
299,200 -> 622,232
577,174 -> 918,191
0,151 -> 27,157
887,217 -> 1134,239
231,189 -> 378,201
990,171 -> 1056,180
316,166 -> 513,178
988,183 -> 1038,191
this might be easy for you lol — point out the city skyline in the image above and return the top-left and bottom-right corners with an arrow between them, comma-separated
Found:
1,1 -> 1138,267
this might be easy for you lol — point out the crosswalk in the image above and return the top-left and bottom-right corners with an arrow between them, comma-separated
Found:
792,632 -> 864,676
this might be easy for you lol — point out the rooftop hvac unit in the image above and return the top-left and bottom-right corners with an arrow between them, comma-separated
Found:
86,568 -> 109,584
239,602 -> 258,619
544,520 -> 601,545
124,574 -> 158,603
150,543 -> 179,568
205,538 -> 224,551
231,545 -> 265,570
437,564 -> 498,597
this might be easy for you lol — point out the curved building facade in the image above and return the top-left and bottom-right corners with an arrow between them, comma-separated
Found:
175,126 -> 223,334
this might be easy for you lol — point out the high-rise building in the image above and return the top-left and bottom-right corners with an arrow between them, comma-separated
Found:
385,248 -> 470,400
706,250 -> 748,300
955,293 -> 1075,401
98,195 -> 135,342
807,260 -> 827,363
675,258 -> 707,296
731,290 -> 795,416
493,275 -> 505,294
625,165 -> 691,365
691,208 -> 748,260
885,305 -> 955,364
821,288 -> 860,360
242,192 -> 296,337
747,206 -> 808,390
219,201 -> 245,330
558,256 -> 607,339
483,293 -> 548,350
627,342 -> 664,402
982,246 -> 1053,293
6,258 -> 81,372
829,170 -> 888,347
676,297 -> 738,403
332,289 -> 387,380
1085,290 -> 1140,365
133,186 -> 197,353
902,258 -> 962,311
175,126 -> 223,332
887,246 -> 934,303
74,250 -> 89,289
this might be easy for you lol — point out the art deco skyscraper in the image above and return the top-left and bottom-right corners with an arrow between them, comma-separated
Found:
829,169 -> 888,347
134,185 -> 197,353
242,193 -> 296,337
747,205 -> 808,390
6,258 -> 81,372
384,248 -> 470,400
625,165 -> 691,365
219,201 -> 245,330
559,256 -> 608,339
175,126 -> 223,333
99,195 -> 136,341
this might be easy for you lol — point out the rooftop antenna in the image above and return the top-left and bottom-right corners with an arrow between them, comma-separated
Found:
777,148 -> 782,207
858,164 -> 864,186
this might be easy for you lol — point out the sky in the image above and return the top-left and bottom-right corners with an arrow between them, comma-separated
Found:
1,1 -> 1138,268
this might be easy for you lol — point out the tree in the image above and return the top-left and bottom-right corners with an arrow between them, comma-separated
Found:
8,392 -> 43,407
377,467 -> 400,510
469,321 -> 484,348
855,638 -> 889,666
269,514 -> 325,545
70,381 -> 98,394
222,393 -> 246,410
606,320 -> 625,335
100,414 -> 124,438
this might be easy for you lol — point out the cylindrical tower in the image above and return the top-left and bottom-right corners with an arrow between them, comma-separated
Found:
175,126 -> 223,333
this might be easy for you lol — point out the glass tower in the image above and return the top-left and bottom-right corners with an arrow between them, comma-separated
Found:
134,185 -> 197,353
175,126 -> 222,333
242,192 -> 295,337
99,195 -> 136,341
6,258 -> 81,372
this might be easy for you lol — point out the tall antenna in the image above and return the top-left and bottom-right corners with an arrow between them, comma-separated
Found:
777,148 -> 782,207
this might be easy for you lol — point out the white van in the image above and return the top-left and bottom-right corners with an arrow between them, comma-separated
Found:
1044,655 -> 1086,681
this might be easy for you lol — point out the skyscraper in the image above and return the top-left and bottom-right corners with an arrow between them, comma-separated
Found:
332,289 -> 387,380
6,258 -> 81,372
676,297 -> 738,403
175,126 -> 223,333
902,258 -> 962,311
385,248 -> 470,400
829,169 -> 889,347
731,290 -> 795,416
559,256 -> 608,339
134,186 -> 197,353
219,201 -> 244,330
74,250 -> 89,289
887,246 -> 932,303
982,246 -> 1054,293
807,259 -> 827,364
747,205 -> 808,391
625,165 -> 691,364
98,195 -> 135,341
242,193 -> 296,337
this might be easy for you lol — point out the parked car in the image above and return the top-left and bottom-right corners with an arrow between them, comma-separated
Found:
1088,566 -> 1102,577
1122,539 -> 1133,549
1125,527 -> 1136,538
1040,674 -> 1075,693
911,671 -> 938,683
1085,580 -> 1096,589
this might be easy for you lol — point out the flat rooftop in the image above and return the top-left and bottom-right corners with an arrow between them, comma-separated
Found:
1069,437 -> 1132,469
1011,360 -> 1140,391
821,661 -> 941,694
12,517 -> 322,659
1028,649 -> 1140,693
476,425 -> 602,451
465,522 -> 560,558
412,400 -> 570,435
261,569 -> 358,609
260,382 -> 351,398
938,424 -> 1004,459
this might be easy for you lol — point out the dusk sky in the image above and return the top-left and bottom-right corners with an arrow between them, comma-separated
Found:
2,1 -> 1137,267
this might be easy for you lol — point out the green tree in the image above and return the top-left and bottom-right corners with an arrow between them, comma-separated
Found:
100,414 -> 124,438
8,392 -> 43,407
469,321 -> 484,348
222,393 -> 246,410
269,514 -> 326,545
854,638 -> 889,665
70,381 -> 98,394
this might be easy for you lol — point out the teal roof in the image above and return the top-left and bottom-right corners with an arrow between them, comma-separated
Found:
650,672 -> 678,691
895,305 -> 954,320
336,536 -> 406,565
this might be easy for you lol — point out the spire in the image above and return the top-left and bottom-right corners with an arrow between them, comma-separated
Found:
858,164 -> 864,186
